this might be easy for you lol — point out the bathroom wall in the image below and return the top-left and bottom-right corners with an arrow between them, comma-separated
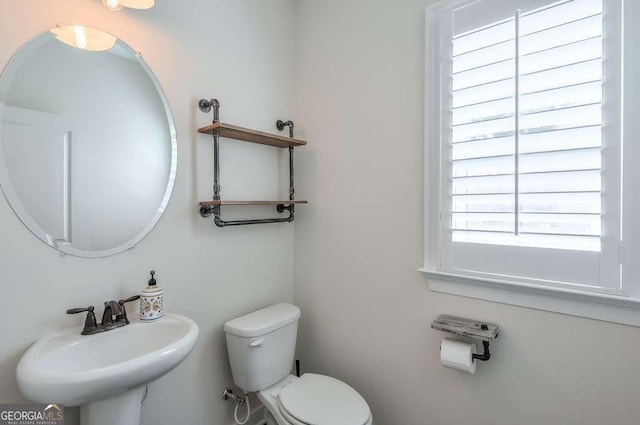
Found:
0,1 -> 295,424
292,1 -> 640,425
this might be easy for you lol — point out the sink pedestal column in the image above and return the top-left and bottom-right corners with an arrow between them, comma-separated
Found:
80,387 -> 145,425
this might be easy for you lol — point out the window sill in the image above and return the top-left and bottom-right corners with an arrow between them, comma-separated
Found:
418,268 -> 640,327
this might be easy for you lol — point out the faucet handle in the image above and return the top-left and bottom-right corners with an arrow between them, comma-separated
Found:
66,306 -> 98,335
119,295 -> 140,304
67,306 -> 95,315
118,295 -> 141,324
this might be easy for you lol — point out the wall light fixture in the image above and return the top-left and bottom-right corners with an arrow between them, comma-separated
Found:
101,0 -> 155,11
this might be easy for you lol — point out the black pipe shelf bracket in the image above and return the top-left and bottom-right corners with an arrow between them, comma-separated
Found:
431,314 -> 499,362
197,98 -> 308,227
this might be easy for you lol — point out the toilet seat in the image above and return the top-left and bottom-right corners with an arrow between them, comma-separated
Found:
277,374 -> 371,425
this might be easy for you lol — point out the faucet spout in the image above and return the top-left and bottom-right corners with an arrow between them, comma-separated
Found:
101,300 -> 124,326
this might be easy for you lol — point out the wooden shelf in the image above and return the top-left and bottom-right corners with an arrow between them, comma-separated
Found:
431,314 -> 499,342
199,200 -> 308,207
198,122 -> 307,148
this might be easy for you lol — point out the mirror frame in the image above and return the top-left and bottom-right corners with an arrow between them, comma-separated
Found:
0,26 -> 178,258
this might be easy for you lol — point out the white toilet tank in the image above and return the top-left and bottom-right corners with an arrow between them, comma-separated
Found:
224,303 -> 301,392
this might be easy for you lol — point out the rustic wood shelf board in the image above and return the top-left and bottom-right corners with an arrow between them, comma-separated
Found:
431,314 -> 499,342
198,122 -> 307,148
199,200 -> 308,207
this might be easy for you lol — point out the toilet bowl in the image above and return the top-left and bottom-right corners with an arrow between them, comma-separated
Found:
224,303 -> 373,425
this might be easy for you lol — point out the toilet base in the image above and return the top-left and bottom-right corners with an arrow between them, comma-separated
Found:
263,408 -> 278,425
256,375 -> 299,425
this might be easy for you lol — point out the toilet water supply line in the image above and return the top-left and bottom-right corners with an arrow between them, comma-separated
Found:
223,388 -> 251,425
235,395 -> 250,425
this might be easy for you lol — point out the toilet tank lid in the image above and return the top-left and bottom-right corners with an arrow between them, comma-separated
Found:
224,303 -> 301,338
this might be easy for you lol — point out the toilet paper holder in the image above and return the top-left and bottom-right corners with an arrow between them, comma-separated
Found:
431,314 -> 499,362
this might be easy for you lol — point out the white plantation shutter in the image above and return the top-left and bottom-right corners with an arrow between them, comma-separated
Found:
429,0 -> 623,292
452,0 -> 603,251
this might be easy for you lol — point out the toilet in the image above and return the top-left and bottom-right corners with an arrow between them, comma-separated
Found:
224,303 -> 373,425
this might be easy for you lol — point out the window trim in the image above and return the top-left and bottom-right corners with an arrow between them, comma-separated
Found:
422,0 -> 640,327
418,268 -> 640,327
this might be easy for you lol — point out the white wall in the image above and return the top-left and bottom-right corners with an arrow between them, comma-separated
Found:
292,1 -> 640,425
0,1 -> 295,424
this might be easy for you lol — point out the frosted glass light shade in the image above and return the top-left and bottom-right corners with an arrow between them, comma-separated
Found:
49,26 -> 117,52
121,0 -> 155,9
102,0 -> 154,10
101,0 -> 123,11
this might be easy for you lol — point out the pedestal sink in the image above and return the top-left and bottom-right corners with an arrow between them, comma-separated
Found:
16,313 -> 199,425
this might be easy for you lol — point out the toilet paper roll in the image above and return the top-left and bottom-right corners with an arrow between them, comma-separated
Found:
440,338 -> 477,374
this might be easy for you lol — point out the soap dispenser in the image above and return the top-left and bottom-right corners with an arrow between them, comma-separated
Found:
140,270 -> 163,321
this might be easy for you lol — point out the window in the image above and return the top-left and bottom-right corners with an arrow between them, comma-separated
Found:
423,0 -> 640,324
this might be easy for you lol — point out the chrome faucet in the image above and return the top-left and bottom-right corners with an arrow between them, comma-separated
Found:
67,295 -> 140,335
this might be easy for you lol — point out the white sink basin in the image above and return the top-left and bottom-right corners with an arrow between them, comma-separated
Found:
17,313 -> 199,425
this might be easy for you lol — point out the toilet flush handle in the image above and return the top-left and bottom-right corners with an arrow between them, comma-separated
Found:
250,339 -> 264,347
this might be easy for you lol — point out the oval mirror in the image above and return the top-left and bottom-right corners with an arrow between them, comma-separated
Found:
0,26 -> 177,257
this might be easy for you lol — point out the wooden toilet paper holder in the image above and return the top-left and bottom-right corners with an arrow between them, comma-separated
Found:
431,314 -> 499,362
